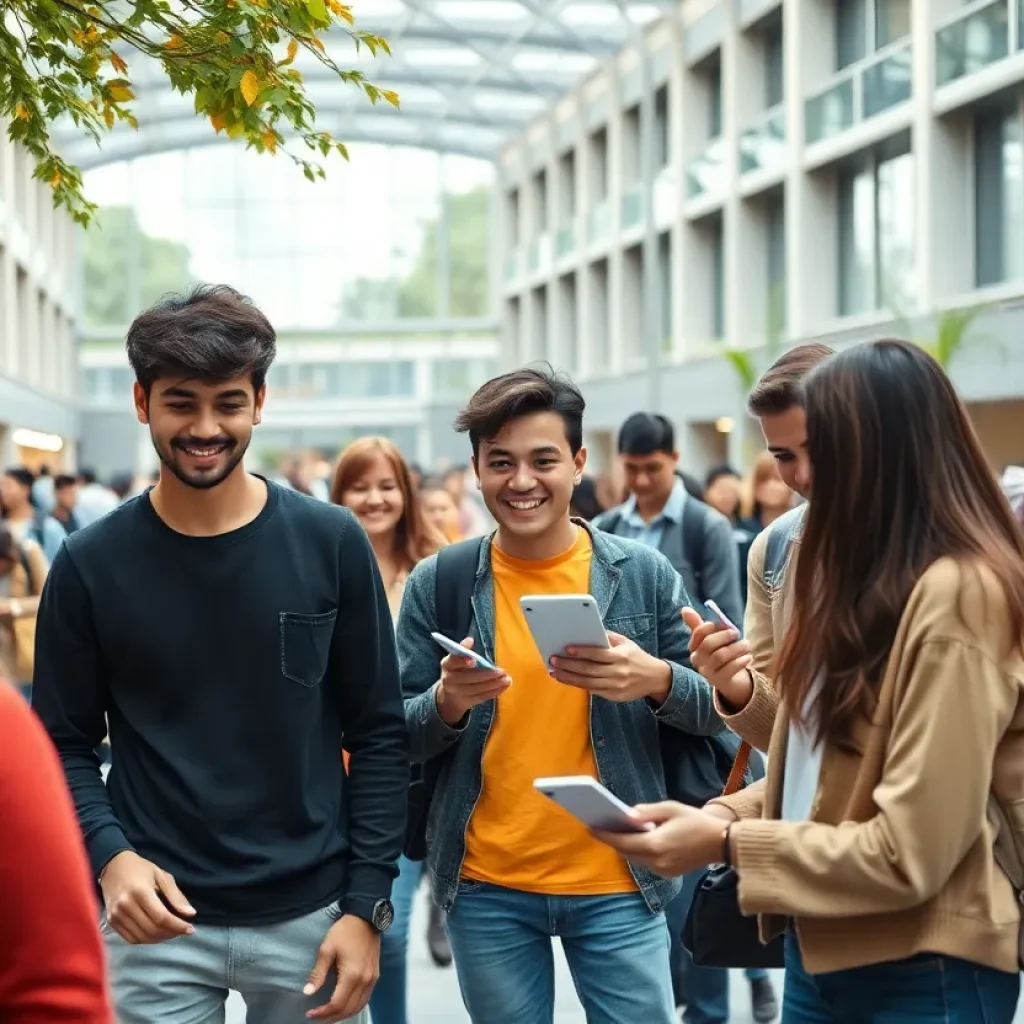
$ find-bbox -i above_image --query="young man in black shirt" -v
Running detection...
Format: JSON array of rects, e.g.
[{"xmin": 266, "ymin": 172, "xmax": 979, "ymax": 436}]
[{"xmin": 32, "ymin": 285, "xmax": 408, "ymax": 1024}]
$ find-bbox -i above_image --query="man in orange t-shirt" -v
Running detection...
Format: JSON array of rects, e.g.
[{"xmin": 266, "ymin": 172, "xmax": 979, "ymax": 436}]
[{"xmin": 398, "ymin": 367, "xmax": 725, "ymax": 1023}]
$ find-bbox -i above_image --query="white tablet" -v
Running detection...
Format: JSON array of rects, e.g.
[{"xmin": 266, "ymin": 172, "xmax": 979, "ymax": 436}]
[{"xmin": 519, "ymin": 594, "xmax": 609, "ymax": 668}]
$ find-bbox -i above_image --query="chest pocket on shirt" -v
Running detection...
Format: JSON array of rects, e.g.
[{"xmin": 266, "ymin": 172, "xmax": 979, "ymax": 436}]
[
  {"xmin": 280, "ymin": 609, "xmax": 337, "ymax": 687},
  {"xmin": 604, "ymin": 613, "xmax": 654, "ymax": 650}
]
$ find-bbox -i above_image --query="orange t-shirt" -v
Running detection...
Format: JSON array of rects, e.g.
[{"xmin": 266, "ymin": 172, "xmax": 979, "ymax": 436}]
[{"xmin": 461, "ymin": 529, "xmax": 637, "ymax": 895}]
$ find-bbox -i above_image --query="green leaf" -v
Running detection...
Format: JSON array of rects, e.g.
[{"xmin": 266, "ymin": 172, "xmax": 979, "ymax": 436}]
[
  {"xmin": 306, "ymin": 0, "xmax": 328, "ymax": 21},
  {"xmin": 722, "ymin": 349, "xmax": 759, "ymax": 391}
]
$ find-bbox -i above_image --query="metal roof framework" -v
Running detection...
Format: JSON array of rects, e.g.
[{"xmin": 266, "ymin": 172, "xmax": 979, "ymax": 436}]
[{"xmin": 53, "ymin": 0, "xmax": 673, "ymax": 168}]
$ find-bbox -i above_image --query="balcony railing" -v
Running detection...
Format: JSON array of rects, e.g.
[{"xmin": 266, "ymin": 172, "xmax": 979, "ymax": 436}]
[
  {"xmin": 936, "ymin": 0, "xmax": 1017, "ymax": 86},
  {"xmin": 687, "ymin": 138, "xmax": 727, "ymax": 199},
  {"xmin": 805, "ymin": 39, "xmax": 912, "ymax": 144},
  {"xmin": 556, "ymin": 222, "xmax": 575, "ymax": 258},
  {"xmin": 587, "ymin": 200, "xmax": 610, "ymax": 244},
  {"xmin": 739, "ymin": 104, "xmax": 786, "ymax": 175},
  {"xmin": 621, "ymin": 185, "xmax": 644, "ymax": 229}
]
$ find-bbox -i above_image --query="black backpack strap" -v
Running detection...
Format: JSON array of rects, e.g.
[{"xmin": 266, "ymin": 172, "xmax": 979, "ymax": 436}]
[
  {"xmin": 434, "ymin": 537, "xmax": 485, "ymax": 643},
  {"xmin": 680, "ymin": 500, "xmax": 706, "ymax": 596}
]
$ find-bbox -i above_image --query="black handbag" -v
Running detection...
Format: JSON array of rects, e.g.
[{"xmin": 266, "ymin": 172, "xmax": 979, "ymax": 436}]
[{"xmin": 682, "ymin": 741, "xmax": 786, "ymax": 969}]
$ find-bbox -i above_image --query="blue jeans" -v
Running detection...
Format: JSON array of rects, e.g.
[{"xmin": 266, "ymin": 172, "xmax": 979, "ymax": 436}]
[
  {"xmin": 666, "ymin": 869, "xmax": 768, "ymax": 1024},
  {"xmin": 445, "ymin": 880, "xmax": 676, "ymax": 1024},
  {"xmin": 368, "ymin": 855, "xmax": 423, "ymax": 1024},
  {"xmin": 783, "ymin": 932, "xmax": 1019, "ymax": 1022}
]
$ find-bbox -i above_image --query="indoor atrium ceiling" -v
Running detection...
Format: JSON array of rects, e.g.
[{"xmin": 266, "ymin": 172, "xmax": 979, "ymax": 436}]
[{"xmin": 53, "ymin": 0, "xmax": 674, "ymax": 169}]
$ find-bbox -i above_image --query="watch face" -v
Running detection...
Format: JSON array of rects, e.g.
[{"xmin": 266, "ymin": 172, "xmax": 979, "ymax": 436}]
[{"xmin": 373, "ymin": 899, "xmax": 394, "ymax": 933}]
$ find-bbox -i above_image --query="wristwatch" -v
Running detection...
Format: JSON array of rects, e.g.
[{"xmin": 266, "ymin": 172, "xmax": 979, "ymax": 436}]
[{"xmin": 344, "ymin": 897, "xmax": 394, "ymax": 933}]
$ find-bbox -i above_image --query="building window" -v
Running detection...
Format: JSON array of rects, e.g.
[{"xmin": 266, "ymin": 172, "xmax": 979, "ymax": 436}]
[
  {"xmin": 658, "ymin": 231, "xmax": 673, "ymax": 351},
  {"xmin": 766, "ymin": 194, "xmax": 786, "ymax": 338},
  {"xmin": 710, "ymin": 215, "xmax": 725, "ymax": 339},
  {"xmin": 764, "ymin": 18, "xmax": 784, "ymax": 108},
  {"xmin": 708, "ymin": 57, "xmax": 723, "ymax": 138},
  {"xmin": 655, "ymin": 86, "xmax": 670, "ymax": 168},
  {"xmin": 838, "ymin": 147, "xmax": 914, "ymax": 316},
  {"xmin": 432, "ymin": 358, "xmax": 498, "ymax": 398},
  {"xmin": 837, "ymin": 0, "xmax": 910, "ymax": 69},
  {"xmin": 976, "ymin": 108, "xmax": 1024, "ymax": 287}
]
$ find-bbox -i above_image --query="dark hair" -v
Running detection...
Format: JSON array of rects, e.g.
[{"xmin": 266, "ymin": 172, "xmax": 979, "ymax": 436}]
[
  {"xmin": 78, "ymin": 468, "xmax": 97, "ymax": 486},
  {"xmin": 4, "ymin": 467, "xmax": 34, "ymax": 491},
  {"xmin": 747, "ymin": 342, "xmax": 834, "ymax": 416},
  {"xmin": 126, "ymin": 283, "xmax": 276, "ymax": 394},
  {"xmin": 0, "ymin": 521, "xmax": 17, "ymax": 563},
  {"xmin": 570, "ymin": 476, "xmax": 603, "ymax": 521},
  {"xmin": 705, "ymin": 464, "xmax": 740, "ymax": 490},
  {"xmin": 777, "ymin": 339, "xmax": 1024, "ymax": 747},
  {"xmin": 454, "ymin": 365, "xmax": 585, "ymax": 456},
  {"xmin": 617, "ymin": 413, "xmax": 675, "ymax": 456},
  {"xmin": 54, "ymin": 474, "xmax": 77, "ymax": 490}
]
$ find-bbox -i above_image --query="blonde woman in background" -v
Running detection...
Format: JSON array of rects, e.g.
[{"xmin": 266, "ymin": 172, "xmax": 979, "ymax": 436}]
[
  {"xmin": 742, "ymin": 449, "xmax": 795, "ymax": 530},
  {"xmin": 331, "ymin": 438, "xmax": 447, "ymax": 1024}
]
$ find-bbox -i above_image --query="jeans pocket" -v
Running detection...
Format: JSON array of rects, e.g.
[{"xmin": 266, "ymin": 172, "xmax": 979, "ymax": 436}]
[
  {"xmin": 456, "ymin": 879, "xmax": 487, "ymax": 896},
  {"xmin": 280, "ymin": 609, "xmax": 337, "ymax": 687}
]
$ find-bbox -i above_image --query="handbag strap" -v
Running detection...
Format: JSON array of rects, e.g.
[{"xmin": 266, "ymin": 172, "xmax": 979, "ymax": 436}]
[{"xmin": 722, "ymin": 740, "xmax": 752, "ymax": 797}]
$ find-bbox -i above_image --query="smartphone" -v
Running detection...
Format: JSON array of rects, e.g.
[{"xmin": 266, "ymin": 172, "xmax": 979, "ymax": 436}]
[
  {"xmin": 430, "ymin": 632, "xmax": 498, "ymax": 672},
  {"xmin": 520, "ymin": 594, "xmax": 609, "ymax": 667},
  {"xmin": 704, "ymin": 599, "xmax": 739, "ymax": 634},
  {"xmin": 533, "ymin": 776, "xmax": 654, "ymax": 833}
]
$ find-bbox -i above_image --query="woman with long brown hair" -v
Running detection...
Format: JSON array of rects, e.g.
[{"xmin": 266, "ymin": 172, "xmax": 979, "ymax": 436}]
[
  {"xmin": 331, "ymin": 437, "xmax": 446, "ymax": 1024},
  {"xmin": 595, "ymin": 340, "xmax": 1024, "ymax": 1021}
]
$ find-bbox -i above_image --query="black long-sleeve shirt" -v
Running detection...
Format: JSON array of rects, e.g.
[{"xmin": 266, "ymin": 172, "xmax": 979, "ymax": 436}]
[{"xmin": 31, "ymin": 481, "xmax": 408, "ymax": 926}]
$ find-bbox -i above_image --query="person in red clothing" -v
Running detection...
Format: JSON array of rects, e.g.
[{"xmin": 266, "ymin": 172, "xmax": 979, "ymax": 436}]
[{"xmin": 0, "ymin": 679, "xmax": 112, "ymax": 1023}]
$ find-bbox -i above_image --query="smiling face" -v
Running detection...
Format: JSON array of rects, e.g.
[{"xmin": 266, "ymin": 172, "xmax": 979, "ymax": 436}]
[
  {"xmin": 135, "ymin": 375, "xmax": 263, "ymax": 490},
  {"xmin": 474, "ymin": 411, "xmax": 586, "ymax": 555},
  {"xmin": 760, "ymin": 405, "xmax": 812, "ymax": 500},
  {"xmin": 339, "ymin": 452, "xmax": 406, "ymax": 542}
]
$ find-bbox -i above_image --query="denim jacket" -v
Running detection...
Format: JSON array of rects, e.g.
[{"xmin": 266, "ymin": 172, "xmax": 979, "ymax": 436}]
[{"xmin": 397, "ymin": 521, "xmax": 726, "ymax": 913}]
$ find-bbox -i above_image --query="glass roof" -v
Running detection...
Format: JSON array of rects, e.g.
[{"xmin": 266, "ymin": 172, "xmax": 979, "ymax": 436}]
[{"xmin": 54, "ymin": 0, "xmax": 672, "ymax": 168}]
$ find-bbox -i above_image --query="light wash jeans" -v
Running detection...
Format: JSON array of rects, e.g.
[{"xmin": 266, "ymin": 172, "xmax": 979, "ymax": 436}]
[
  {"xmin": 368, "ymin": 855, "xmax": 423, "ymax": 1024},
  {"xmin": 101, "ymin": 902, "xmax": 369, "ymax": 1024},
  {"xmin": 445, "ymin": 880, "xmax": 676, "ymax": 1024}
]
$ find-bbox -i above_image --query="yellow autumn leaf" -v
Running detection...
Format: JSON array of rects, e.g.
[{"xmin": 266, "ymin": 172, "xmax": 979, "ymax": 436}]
[
  {"xmin": 240, "ymin": 69, "xmax": 261, "ymax": 106},
  {"xmin": 261, "ymin": 129, "xmax": 277, "ymax": 152},
  {"xmin": 310, "ymin": 35, "xmax": 325, "ymax": 52},
  {"xmin": 49, "ymin": 170, "xmax": 62, "ymax": 188},
  {"xmin": 165, "ymin": 34, "xmax": 183, "ymax": 50},
  {"xmin": 382, "ymin": 89, "xmax": 400, "ymax": 108},
  {"xmin": 110, "ymin": 52, "xmax": 128, "ymax": 74},
  {"xmin": 327, "ymin": 0, "xmax": 355, "ymax": 23},
  {"xmin": 102, "ymin": 107, "xmax": 114, "ymax": 129},
  {"xmin": 108, "ymin": 84, "xmax": 134, "ymax": 103},
  {"xmin": 14, "ymin": 102, "xmax": 30, "ymax": 120},
  {"xmin": 284, "ymin": 38, "xmax": 299, "ymax": 64},
  {"xmin": 210, "ymin": 113, "xmax": 226, "ymax": 133}
]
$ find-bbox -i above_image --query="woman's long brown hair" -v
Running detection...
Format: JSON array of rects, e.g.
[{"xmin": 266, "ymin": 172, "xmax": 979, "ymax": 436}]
[
  {"xmin": 330, "ymin": 437, "xmax": 446, "ymax": 571},
  {"xmin": 777, "ymin": 339, "xmax": 1024, "ymax": 746}
]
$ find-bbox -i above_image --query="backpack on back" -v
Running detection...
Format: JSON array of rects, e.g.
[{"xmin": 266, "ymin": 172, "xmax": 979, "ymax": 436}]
[
  {"xmin": 403, "ymin": 538, "xmax": 483, "ymax": 862},
  {"xmin": 598, "ymin": 501, "xmax": 707, "ymax": 598}
]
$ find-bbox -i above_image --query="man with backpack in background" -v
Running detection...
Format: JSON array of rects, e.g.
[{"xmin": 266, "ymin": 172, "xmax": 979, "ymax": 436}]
[
  {"xmin": 594, "ymin": 413, "xmax": 743, "ymax": 628},
  {"xmin": 398, "ymin": 366, "xmax": 724, "ymax": 1023}
]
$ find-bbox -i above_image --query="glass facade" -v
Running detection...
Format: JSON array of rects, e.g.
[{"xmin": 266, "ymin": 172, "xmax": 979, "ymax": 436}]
[
  {"xmin": 975, "ymin": 107, "xmax": 1024, "ymax": 287},
  {"xmin": 83, "ymin": 146, "xmax": 494, "ymax": 331},
  {"xmin": 838, "ymin": 148, "xmax": 914, "ymax": 316}
]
